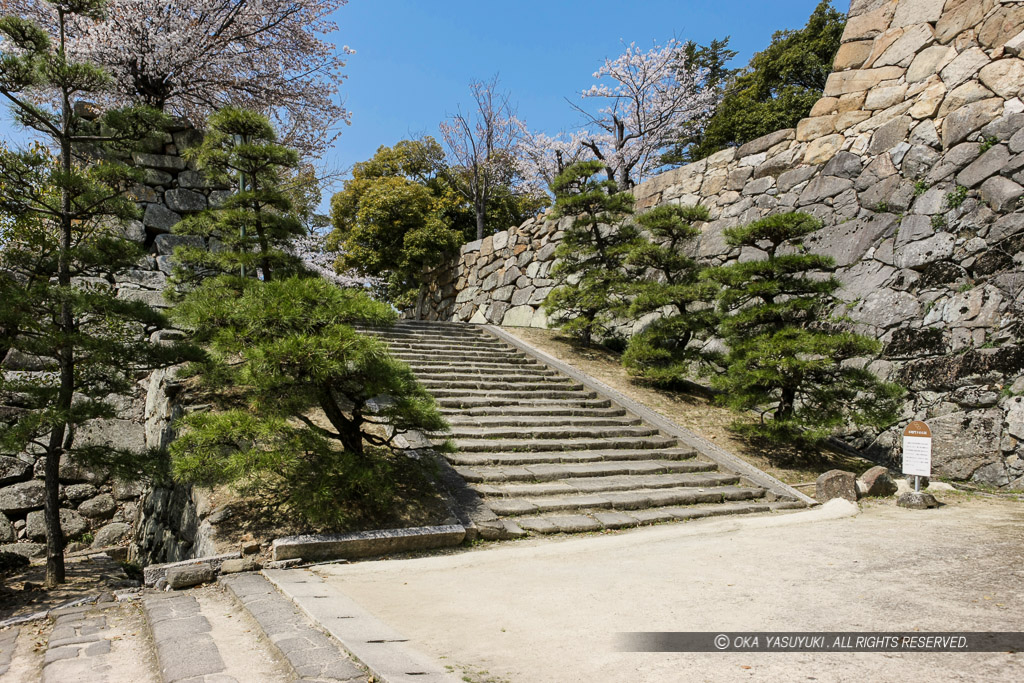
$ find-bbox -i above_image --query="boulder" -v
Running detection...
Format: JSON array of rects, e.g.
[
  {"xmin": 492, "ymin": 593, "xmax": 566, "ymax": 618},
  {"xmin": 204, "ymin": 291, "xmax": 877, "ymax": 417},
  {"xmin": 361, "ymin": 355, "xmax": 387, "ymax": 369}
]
[
  {"xmin": 25, "ymin": 508, "xmax": 88, "ymax": 541},
  {"xmin": 897, "ymin": 491, "xmax": 939, "ymax": 509},
  {"xmin": 92, "ymin": 522, "xmax": 131, "ymax": 548},
  {"xmin": 142, "ymin": 203, "xmax": 181, "ymax": 234},
  {"xmin": 0, "ymin": 456, "xmax": 32, "ymax": 486},
  {"xmin": 78, "ymin": 493, "xmax": 116, "ymax": 519},
  {"xmin": 166, "ymin": 562, "xmax": 215, "ymax": 589},
  {"xmin": 815, "ymin": 470, "xmax": 858, "ymax": 503},
  {"xmin": 0, "ymin": 480, "xmax": 47, "ymax": 514},
  {"xmin": 164, "ymin": 189, "xmax": 207, "ymax": 214},
  {"xmin": 0, "ymin": 512, "xmax": 14, "ymax": 543},
  {"xmin": 0, "ymin": 542, "xmax": 45, "ymax": 559},
  {"xmin": 857, "ymin": 466, "xmax": 899, "ymax": 498},
  {"xmin": 219, "ymin": 557, "xmax": 261, "ymax": 575}
]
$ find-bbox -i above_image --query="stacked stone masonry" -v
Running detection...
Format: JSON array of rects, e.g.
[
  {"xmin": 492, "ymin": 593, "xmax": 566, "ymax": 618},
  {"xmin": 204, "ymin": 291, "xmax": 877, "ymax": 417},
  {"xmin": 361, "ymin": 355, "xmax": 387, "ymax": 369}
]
[
  {"xmin": 0, "ymin": 119, "xmax": 220, "ymax": 562},
  {"xmin": 415, "ymin": 0, "xmax": 1024, "ymax": 489}
]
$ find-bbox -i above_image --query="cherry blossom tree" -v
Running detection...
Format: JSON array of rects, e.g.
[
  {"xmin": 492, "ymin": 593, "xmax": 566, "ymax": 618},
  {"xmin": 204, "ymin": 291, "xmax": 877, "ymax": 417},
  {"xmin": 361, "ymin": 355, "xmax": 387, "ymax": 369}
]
[
  {"xmin": 1, "ymin": 0, "xmax": 351, "ymax": 155},
  {"xmin": 439, "ymin": 76, "xmax": 533, "ymax": 241},
  {"xmin": 570, "ymin": 40, "xmax": 719, "ymax": 190},
  {"xmin": 517, "ymin": 130, "xmax": 590, "ymax": 196}
]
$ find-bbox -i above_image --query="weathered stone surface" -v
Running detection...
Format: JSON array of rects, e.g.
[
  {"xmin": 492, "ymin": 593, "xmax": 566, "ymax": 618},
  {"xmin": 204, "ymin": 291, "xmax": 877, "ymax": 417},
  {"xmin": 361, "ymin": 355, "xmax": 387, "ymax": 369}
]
[
  {"xmin": 166, "ymin": 563, "xmax": 215, "ymax": 589},
  {"xmin": 892, "ymin": 0, "xmax": 945, "ymax": 29},
  {"xmin": 25, "ymin": 508, "xmax": 88, "ymax": 541},
  {"xmin": 0, "ymin": 512, "xmax": 14, "ymax": 543},
  {"xmin": 979, "ymin": 175, "xmax": 1024, "ymax": 211},
  {"xmin": 834, "ymin": 41, "xmax": 873, "ymax": 71},
  {"xmin": 798, "ymin": 175, "xmax": 853, "ymax": 205},
  {"xmin": 502, "ymin": 305, "xmax": 536, "ymax": 327},
  {"xmin": 0, "ymin": 542, "xmax": 44, "ymax": 558},
  {"xmin": 824, "ymin": 66, "xmax": 904, "ymax": 96},
  {"xmin": 132, "ymin": 153, "xmax": 185, "ymax": 171},
  {"xmin": 154, "ymin": 233, "xmax": 205, "ymax": 256},
  {"xmin": 796, "ymin": 115, "xmax": 837, "ymax": 141},
  {"xmin": 164, "ymin": 189, "xmax": 207, "ymax": 214},
  {"xmin": 219, "ymin": 557, "xmax": 261, "ymax": 574},
  {"xmin": 875, "ymin": 24, "xmax": 935, "ymax": 68},
  {"xmin": 979, "ymin": 4, "xmax": 1024, "ymax": 50},
  {"xmin": 78, "ymin": 493, "xmax": 116, "ymax": 519},
  {"xmin": 897, "ymin": 491, "xmax": 939, "ymax": 509},
  {"xmin": 76, "ymin": 418, "xmax": 146, "ymax": 454},
  {"xmin": 958, "ymin": 144, "xmax": 1012, "ymax": 188},
  {"xmin": 92, "ymin": 522, "xmax": 130, "ymax": 548},
  {"xmin": 864, "ymin": 83, "xmax": 909, "ymax": 110},
  {"xmin": 843, "ymin": 2, "xmax": 897, "ymax": 42},
  {"xmin": 980, "ymin": 58, "xmax": 1024, "ymax": 100},
  {"xmin": 859, "ymin": 466, "xmax": 899, "ymax": 498},
  {"xmin": 803, "ymin": 134, "xmax": 845, "ymax": 164},
  {"xmin": 908, "ymin": 46, "xmax": 957, "ymax": 83},
  {"xmin": 0, "ymin": 480, "xmax": 46, "ymax": 514},
  {"xmin": 803, "ymin": 215, "xmax": 893, "ymax": 267},
  {"xmin": 142, "ymin": 203, "xmax": 181, "ymax": 233},
  {"xmin": 938, "ymin": 81, "xmax": 997, "ymax": 118},
  {"xmin": 940, "ymin": 47, "xmax": 991, "ymax": 89},
  {"xmin": 942, "ymin": 99, "xmax": 1004, "ymax": 148},
  {"xmin": 1007, "ymin": 29, "xmax": 1024, "ymax": 57},
  {"xmin": 870, "ymin": 116, "xmax": 912, "ymax": 154},
  {"xmin": 895, "ymin": 232, "xmax": 955, "ymax": 269},
  {"xmin": 853, "ymin": 289, "xmax": 922, "ymax": 328},
  {"xmin": 816, "ymin": 470, "xmax": 857, "ymax": 503},
  {"xmin": 0, "ymin": 456, "xmax": 31, "ymax": 487}
]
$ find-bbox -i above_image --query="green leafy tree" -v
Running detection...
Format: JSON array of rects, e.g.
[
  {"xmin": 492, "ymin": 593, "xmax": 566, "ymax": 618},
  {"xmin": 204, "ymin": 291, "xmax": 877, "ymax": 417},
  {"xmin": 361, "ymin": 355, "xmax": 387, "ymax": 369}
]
[
  {"xmin": 328, "ymin": 138, "xmax": 462, "ymax": 307},
  {"xmin": 170, "ymin": 107, "xmax": 305, "ymax": 284},
  {"xmin": 622, "ymin": 204, "xmax": 720, "ymax": 386},
  {"xmin": 544, "ymin": 161, "xmax": 638, "ymax": 346},
  {"xmin": 169, "ymin": 275, "xmax": 448, "ymax": 527},
  {"xmin": 0, "ymin": 1, "xmax": 191, "ymax": 586},
  {"xmin": 703, "ymin": 212, "xmax": 903, "ymax": 445},
  {"xmin": 689, "ymin": 1, "xmax": 846, "ymax": 160},
  {"xmin": 663, "ymin": 37, "xmax": 739, "ymax": 165}
]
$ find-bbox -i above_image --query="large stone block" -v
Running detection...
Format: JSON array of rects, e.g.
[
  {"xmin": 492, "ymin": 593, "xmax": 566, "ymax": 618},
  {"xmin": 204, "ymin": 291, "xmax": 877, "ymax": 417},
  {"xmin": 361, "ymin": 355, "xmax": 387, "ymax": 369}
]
[
  {"xmin": 891, "ymin": 0, "xmax": 945, "ymax": 29},
  {"xmin": 803, "ymin": 134, "xmax": 845, "ymax": 164},
  {"xmin": 842, "ymin": 2, "xmax": 897, "ymax": 42},
  {"xmin": 979, "ymin": 58, "xmax": 1024, "ymax": 99},
  {"xmin": 874, "ymin": 23, "xmax": 935, "ymax": 68},
  {"xmin": 942, "ymin": 99, "xmax": 1004, "ymax": 148},
  {"xmin": 824, "ymin": 66, "xmax": 905, "ymax": 96},
  {"xmin": 940, "ymin": 47, "xmax": 991, "ymax": 89},
  {"xmin": 0, "ymin": 480, "xmax": 46, "ymax": 514},
  {"xmin": 929, "ymin": 409, "xmax": 1004, "ymax": 481},
  {"xmin": 979, "ymin": 175, "xmax": 1023, "ymax": 211},
  {"xmin": 132, "ymin": 153, "xmax": 185, "ymax": 171},
  {"xmin": 0, "ymin": 456, "xmax": 32, "ymax": 487},
  {"xmin": 833, "ymin": 40, "xmax": 873, "ymax": 71},
  {"xmin": 815, "ymin": 470, "xmax": 857, "ymax": 503},
  {"xmin": 154, "ymin": 233, "xmax": 205, "ymax": 256},
  {"xmin": 164, "ymin": 189, "xmax": 207, "ymax": 214},
  {"xmin": 907, "ymin": 45, "xmax": 956, "ymax": 82},
  {"xmin": 143, "ymin": 203, "xmax": 181, "ymax": 234},
  {"xmin": 25, "ymin": 508, "xmax": 88, "ymax": 541},
  {"xmin": 958, "ymin": 144, "xmax": 1012, "ymax": 188}
]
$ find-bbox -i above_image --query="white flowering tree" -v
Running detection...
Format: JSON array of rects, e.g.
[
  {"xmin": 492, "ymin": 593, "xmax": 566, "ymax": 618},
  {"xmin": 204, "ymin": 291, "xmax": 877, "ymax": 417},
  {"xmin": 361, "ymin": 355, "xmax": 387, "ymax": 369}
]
[
  {"xmin": 1, "ymin": 0, "xmax": 351, "ymax": 155},
  {"xmin": 566, "ymin": 40, "xmax": 718, "ymax": 190},
  {"xmin": 440, "ymin": 76, "xmax": 536, "ymax": 241},
  {"xmin": 517, "ymin": 130, "xmax": 590, "ymax": 196}
]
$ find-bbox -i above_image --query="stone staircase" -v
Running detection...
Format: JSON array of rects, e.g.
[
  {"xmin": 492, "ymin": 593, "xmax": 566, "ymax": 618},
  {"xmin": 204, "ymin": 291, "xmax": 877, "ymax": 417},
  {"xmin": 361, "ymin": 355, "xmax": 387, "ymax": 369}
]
[{"xmin": 362, "ymin": 320, "xmax": 805, "ymax": 537}]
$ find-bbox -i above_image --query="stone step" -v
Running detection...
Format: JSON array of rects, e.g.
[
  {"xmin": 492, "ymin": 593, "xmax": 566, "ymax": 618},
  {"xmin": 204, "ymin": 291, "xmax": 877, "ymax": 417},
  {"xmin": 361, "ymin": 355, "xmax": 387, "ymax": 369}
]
[
  {"xmin": 511, "ymin": 500, "xmax": 798, "ymax": 534},
  {"xmin": 447, "ymin": 424, "xmax": 660, "ymax": 441},
  {"xmin": 445, "ymin": 434, "xmax": 679, "ymax": 453},
  {"xmin": 427, "ymin": 388, "xmax": 597, "ymax": 400},
  {"xmin": 361, "ymin": 326, "xmax": 491, "ymax": 338},
  {"xmin": 475, "ymin": 472, "xmax": 742, "ymax": 497},
  {"xmin": 402, "ymin": 357, "xmax": 544, "ymax": 369},
  {"xmin": 486, "ymin": 485, "xmax": 765, "ymax": 516},
  {"xmin": 446, "ymin": 414, "xmax": 642, "ymax": 428},
  {"xmin": 442, "ymin": 404, "xmax": 627, "ymax": 418},
  {"xmin": 419, "ymin": 378, "xmax": 581, "ymax": 392},
  {"xmin": 220, "ymin": 573, "xmax": 375, "ymax": 682},
  {"xmin": 446, "ymin": 446, "xmax": 698, "ymax": 466},
  {"xmin": 416, "ymin": 367, "xmax": 558, "ymax": 380},
  {"xmin": 435, "ymin": 396, "xmax": 613, "ymax": 409},
  {"xmin": 390, "ymin": 351, "xmax": 531, "ymax": 363},
  {"xmin": 454, "ymin": 458, "xmax": 718, "ymax": 482},
  {"xmin": 383, "ymin": 340, "xmax": 510, "ymax": 352}
]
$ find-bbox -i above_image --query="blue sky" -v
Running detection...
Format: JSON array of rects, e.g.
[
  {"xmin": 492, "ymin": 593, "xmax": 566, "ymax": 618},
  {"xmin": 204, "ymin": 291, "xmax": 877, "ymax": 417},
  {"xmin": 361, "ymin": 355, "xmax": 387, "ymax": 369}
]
[
  {"xmin": 329, "ymin": 0, "xmax": 829, "ymax": 175},
  {"xmin": 0, "ymin": 0, "xmax": 830, "ymax": 189}
]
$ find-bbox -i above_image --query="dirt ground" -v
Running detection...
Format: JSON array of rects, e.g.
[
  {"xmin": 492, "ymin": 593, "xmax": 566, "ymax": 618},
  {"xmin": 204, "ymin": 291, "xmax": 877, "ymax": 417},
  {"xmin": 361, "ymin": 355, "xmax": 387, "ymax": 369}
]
[
  {"xmin": 501, "ymin": 327, "xmax": 888, "ymax": 489},
  {"xmin": 313, "ymin": 494, "xmax": 1024, "ymax": 683}
]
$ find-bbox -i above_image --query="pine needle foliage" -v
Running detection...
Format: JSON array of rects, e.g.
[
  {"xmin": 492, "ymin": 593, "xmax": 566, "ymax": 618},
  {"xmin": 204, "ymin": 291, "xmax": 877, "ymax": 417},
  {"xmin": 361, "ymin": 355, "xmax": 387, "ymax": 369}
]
[
  {"xmin": 170, "ymin": 106, "xmax": 305, "ymax": 285},
  {"xmin": 704, "ymin": 212, "xmax": 903, "ymax": 445},
  {"xmin": 622, "ymin": 204, "xmax": 720, "ymax": 386},
  {"xmin": 0, "ymin": 0, "xmax": 194, "ymax": 586},
  {"xmin": 543, "ymin": 161, "xmax": 638, "ymax": 346},
  {"xmin": 169, "ymin": 276, "xmax": 449, "ymax": 527}
]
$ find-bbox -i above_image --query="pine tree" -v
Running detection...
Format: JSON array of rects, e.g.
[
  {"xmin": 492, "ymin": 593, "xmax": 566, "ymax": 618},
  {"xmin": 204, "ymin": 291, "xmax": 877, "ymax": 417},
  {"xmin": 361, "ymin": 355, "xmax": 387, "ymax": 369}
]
[
  {"xmin": 543, "ymin": 161, "xmax": 638, "ymax": 345},
  {"xmin": 168, "ymin": 111, "xmax": 448, "ymax": 527},
  {"xmin": 622, "ymin": 204, "xmax": 720, "ymax": 386},
  {"xmin": 704, "ymin": 212, "xmax": 903, "ymax": 445},
  {"xmin": 0, "ymin": 1, "xmax": 192, "ymax": 586},
  {"xmin": 170, "ymin": 106, "xmax": 306, "ymax": 284}
]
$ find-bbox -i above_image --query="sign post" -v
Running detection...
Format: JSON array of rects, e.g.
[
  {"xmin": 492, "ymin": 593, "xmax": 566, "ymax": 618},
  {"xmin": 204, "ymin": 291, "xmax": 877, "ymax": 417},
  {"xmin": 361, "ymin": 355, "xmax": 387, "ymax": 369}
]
[{"xmin": 902, "ymin": 421, "xmax": 932, "ymax": 492}]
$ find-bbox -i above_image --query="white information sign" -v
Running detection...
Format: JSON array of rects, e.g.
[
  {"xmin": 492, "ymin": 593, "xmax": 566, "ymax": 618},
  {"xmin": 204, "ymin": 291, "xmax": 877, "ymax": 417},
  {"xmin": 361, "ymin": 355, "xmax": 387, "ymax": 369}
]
[{"xmin": 901, "ymin": 421, "xmax": 932, "ymax": 477}]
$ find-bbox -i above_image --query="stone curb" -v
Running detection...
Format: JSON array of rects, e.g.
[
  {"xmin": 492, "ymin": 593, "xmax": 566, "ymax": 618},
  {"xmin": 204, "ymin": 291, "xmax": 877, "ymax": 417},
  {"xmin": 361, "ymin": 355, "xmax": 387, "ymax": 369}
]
[
  {"xmin": 271, "ymin": 524, "xmax": 466, "ymax": 563},
  {"xmin": 142, "ymin": 552, "xmax": 240, "ymax": 587},
  {"xmin": 483, "ymin": 324, "xmax": 817, "ymax": 507},
  {"xmin": 262, "ymin": 568, "xmax": 461, "ymax": 683},
  {"xmin": 219, "ymin": 572, "xmax": 369, "ymax": 682}
]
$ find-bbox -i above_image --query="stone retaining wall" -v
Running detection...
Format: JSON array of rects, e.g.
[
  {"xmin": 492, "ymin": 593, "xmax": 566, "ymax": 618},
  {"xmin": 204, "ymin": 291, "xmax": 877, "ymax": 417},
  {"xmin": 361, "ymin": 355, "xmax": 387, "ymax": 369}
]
[{"xmin": 414, "ymin": 0, "xmax": 1024, "ymax": 489}]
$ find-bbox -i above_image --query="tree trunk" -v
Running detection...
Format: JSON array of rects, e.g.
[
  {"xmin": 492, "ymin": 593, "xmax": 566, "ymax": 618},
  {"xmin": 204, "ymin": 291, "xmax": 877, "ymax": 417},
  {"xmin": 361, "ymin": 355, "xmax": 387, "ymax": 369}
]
[
  {"xmin": 318, "ymin": 387, "xmax": 364, "ymax": 457},
  {"xmin": 475, "ymin": 203, "xmax": 485, "ymax": 242},
  {"xmin": 43, "ymin": 430, "xmax": 66, "ymax": 586},
  {"xmin": 777, "ymin": 387, "xmax": 797, "ymax": 422}
]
